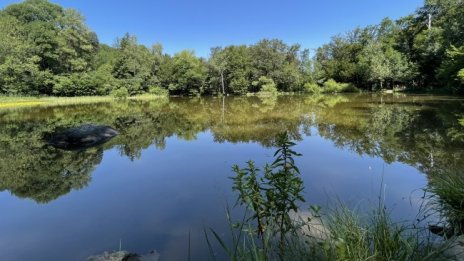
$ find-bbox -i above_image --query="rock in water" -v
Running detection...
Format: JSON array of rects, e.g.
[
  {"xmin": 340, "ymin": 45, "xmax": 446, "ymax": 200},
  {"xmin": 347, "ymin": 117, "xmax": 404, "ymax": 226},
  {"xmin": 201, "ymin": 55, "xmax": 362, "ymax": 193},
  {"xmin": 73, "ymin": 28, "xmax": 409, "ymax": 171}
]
[
  {"xmin": 85, "ymin": 251, "xmax": 137, "ymax": 261},
  {"xmin": 47, "ymin": 124, "xmax": 118, "ymax": 150},
  {"xmin": 85, "ymin": 250, "xmax": 160, "ymax": 261},
  {"xmin": 443, "ymin": 236, "xmax": 464, "ymax": 260}
]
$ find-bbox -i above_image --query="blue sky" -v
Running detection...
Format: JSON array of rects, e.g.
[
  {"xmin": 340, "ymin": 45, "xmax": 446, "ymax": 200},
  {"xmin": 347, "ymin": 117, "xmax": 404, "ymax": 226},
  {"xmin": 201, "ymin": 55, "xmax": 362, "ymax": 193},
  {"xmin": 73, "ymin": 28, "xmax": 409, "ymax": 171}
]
[{"xmin": 1, "ymin": 0, "xmax": 423, "ymax": 57}]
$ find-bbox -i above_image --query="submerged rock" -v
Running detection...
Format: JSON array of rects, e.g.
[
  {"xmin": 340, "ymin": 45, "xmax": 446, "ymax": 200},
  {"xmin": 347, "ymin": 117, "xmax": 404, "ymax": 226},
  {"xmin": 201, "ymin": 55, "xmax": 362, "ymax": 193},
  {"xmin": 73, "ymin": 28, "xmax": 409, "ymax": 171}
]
[
  {"xmin": 47, "ymin": 124, "xmax": 118, "ymax": 150},
  {"xmin": 290, "ymin": 210, "xmax": 330, "ymax": 241},
  {"xmin": 85, "ymin": 251, "xmax": 131, "ymax": 261},
  {"xmin": 85, "ymin": 250, "xmax": 160, "ymax": 261},
  {"xmin": 443, "ymin": 236, "xmax": 464, "ymax": 260}
]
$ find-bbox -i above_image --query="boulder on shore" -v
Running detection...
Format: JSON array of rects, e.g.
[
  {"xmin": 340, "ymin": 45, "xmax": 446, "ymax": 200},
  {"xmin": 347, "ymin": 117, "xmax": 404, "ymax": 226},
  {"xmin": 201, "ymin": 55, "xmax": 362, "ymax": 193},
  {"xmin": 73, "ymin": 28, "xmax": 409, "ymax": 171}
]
[{"xmin": 47, "ymin": 124, "xmax": 118, "ymax": 150}]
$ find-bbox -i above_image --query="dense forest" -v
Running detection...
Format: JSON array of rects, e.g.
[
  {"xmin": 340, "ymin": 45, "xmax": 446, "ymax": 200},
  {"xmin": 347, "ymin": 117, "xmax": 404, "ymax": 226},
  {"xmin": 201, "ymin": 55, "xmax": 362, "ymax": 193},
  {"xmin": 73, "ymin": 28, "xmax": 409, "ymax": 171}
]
[{"xmin": 0, "ymin": 0, "xmax": 463, "ymax": 96}]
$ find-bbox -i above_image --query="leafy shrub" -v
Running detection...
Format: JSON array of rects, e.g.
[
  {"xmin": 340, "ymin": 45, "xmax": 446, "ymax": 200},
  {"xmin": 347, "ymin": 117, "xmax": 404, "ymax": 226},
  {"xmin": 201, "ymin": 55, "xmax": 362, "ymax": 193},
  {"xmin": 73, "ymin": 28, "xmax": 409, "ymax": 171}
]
[
  {"xmin": 458, "ymin": 69, "xmax": 464, "ymax": 84},
  {"xmin": 323, "ymin": 79, "xmax": 358, "ymax": 93},
  {"xmin": 229, "ymin": 77, "xmax": 249, "ymax": 95},
  {"xmin": 323, "ymin": 79, "xmax": 342, "ymax": 93},
  {"xmin": 148, "ymin": 86, "xmax": 169, "ymax": 96},
  {"xmin": 231, "ymin": 132, "xmax": 304, "ymax": 253},
  {"xmin": 304, "ymin": 82, "xmax": 322, "ymax": 94},
  {"xmin": 52, "ymin": 73, "xmax": 99, "ymax": 96},
  {"xmin": 253, "ymin": 76, "xmax": 277, "ymax": 95},
  {"xmin": 110, "ymin": 87, "xmax": 129, "ymax": 100},
  {"xmin": 341, "ymin": 83, "xmax": 359, "ymax": 93}
]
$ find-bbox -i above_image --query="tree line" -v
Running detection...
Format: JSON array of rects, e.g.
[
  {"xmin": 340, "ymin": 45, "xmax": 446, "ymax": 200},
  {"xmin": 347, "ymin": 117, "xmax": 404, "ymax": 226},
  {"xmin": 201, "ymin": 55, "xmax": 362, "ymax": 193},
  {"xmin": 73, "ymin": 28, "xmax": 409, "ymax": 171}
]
[
  {"xmin": 0, "ymin": 0, "xmax": 463, "ymax": 97},
  {"xmin": 314, "ymin": 0, "xmax": 464, "ymax": 93}
]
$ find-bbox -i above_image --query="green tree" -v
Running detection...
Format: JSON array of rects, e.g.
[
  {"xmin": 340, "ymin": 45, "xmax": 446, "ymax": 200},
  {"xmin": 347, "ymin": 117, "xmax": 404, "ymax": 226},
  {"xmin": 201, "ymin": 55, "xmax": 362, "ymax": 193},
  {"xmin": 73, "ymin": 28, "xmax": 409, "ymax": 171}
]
[
  {"xmin": 166, "ymin": 50, "xmax": 207, "ymax": 95},
  {"xmin": 0, "ymin": 13, "xmax": 52, "ymax": 95},
  {"xmin": 112, "ymin": 33, "xmax": 158, "ymax": 95},
  {"xmin": 209, "ymin": 47, "xmax": 227, "ymax": 95},
  {"xmin": 358, "ymin": 41, "xmax": 391, "ymax": 89},
  {"xmin": 1, "ymin": 0, "xmax": 98, "ymax": 96},
  {"xmin": 438, "ymin": 45, "xmax": 464, "ymax": 92},
  {"xmin": 250, "ymin": 39, "xmax": 305, "ymax": 92}
]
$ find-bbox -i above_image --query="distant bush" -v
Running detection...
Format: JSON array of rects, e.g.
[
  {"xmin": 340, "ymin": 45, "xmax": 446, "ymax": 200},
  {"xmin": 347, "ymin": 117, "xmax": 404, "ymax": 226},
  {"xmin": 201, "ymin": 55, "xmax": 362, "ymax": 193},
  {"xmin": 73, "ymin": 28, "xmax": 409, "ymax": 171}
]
[
  {"xmin": 341, "ymin": 83, "xmax": 359, "ymax": 93},
  {"xmin": 110, "ymin": 87, "xmax": 129, "ymax": 100},
  {"xmin": 253, "ymin": 76, "xmax": 277, "ymax": 95},
  {"xmin": 303, "ymin": 82, "xmax": 322, "ymax": 94},
  {"xmin": 323, "ymin": 79, "xmax": 359, "ymax": 93},
  {"xmin": 458, "ymin": 69, "xmax": 464, "ymax": 84},
  {"xmin": 148, "ymin": 86, "xmax": 169, "ymax": 96},
  {"xmin": 52, "ymin": 73, "xmax": 99, "ymax": 96},
  {"xmin": 229, "ymin": 77, "xmax": 249, "ymax": 95}
]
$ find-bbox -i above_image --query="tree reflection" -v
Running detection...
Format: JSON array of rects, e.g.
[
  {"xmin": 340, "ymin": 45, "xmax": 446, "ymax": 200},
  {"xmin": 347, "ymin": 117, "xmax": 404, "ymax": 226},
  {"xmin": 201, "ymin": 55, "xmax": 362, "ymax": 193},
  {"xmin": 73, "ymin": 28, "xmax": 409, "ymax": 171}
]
[{"xmin": 0, "ymin": 94, "xmax": 463, "ymax": 203}]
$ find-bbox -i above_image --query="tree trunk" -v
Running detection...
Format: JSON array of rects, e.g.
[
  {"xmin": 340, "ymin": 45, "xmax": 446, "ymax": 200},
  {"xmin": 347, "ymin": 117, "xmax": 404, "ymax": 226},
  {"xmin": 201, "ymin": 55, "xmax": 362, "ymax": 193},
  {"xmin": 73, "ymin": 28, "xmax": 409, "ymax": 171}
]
[{"xmin": 220, "ymin": 71, "xmax": 225, "ymax": 95}]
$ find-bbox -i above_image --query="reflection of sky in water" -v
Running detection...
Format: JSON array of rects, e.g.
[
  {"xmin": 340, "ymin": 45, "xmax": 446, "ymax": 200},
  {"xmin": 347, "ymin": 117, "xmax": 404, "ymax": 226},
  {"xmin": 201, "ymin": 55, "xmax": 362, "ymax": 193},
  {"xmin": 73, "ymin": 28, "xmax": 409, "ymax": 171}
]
[{"xmin": 0, "ymin": 128, "xmax": 428, "ymax": 261}]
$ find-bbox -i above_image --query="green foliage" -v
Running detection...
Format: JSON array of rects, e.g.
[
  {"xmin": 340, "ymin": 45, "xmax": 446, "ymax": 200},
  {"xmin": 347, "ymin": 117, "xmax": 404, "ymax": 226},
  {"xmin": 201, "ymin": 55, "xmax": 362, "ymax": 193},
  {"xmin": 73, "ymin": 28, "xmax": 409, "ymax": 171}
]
[
  {"xmin": 209, "ymin": 124, "xmax": 453, "ymax": 260},
  {"xmin": 52, "ymin": 73, "xmax": 101, "ymax": 96},
  {"xmin": 166, "ymin": 50, "xmax": 207, "ymax": 95},
  {"xmin": 231, "ymin": 132, "xmax": 304, "ymax": 254},
  {"xmin": 0, "ymin": 0, "xmax": 97, "ymax": 95},
  {"xmin": 323, "ymin": 79, "xmax": 358, "ymax": 93},
  {"xmin": 323, "ymin": 79, "xmax": 343, "ymax": 92},
  {"xmin": 458, "ymin": 69, "xmax": 464, "ymax": 84},
  {"xmin": 313, "ymin": 0, "xmax": 464, "ymax": 92},
  {"xmin": 112, "ymin": 33, "xmax": 158, "ymax": 95},
  {"xmin": 208, "ymin": 45, "xmax": 253, "ymax": 95},
  {"xmin": 252, "ymin": 76, "xmax": 277, "ymax": 95},
  {"xmin": 437, "ymin": 45, "xmax": 464, "ymax": 92},
  {"xmin": 250, "ymin": 39, "xmax": 306, "ymax": 92},
  {"xmin": 208, "ymin": 40, "xmax": 310, "ymax": 95},
  {"xmin": 303, "ymin": 82, "xmax": 322, "ymax": 94},
  {"xmin": 315, "ymin": 205, "xmax": 442, "ymax": 261},
  {"xmin": 110, "ymin": 87, "xmax": 129, "ymax": 100},
  {"xmin": 148, "ymin": 86, "xmax": 168, "ymax": 96},
  {"xmin": 428, "ymin": 170, "xmax": 464, "ymax": 235},
  {"xmin": 1, "ymin": 0, "xmax": 463, "ymax": 96}
]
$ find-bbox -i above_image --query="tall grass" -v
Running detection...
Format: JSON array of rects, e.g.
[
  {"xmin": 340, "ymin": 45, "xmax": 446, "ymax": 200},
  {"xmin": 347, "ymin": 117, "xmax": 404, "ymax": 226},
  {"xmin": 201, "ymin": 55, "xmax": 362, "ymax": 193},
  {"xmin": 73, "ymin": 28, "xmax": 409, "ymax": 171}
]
[
  {"xmin": 427, "ymin": 170, "xmax": 464, "ymax": 236},
  {"xmin": 206, "ymin": 133, "xmax": 451, "ymax": 260},
  {"xmin": 207, "ymin": 204, "xmax": 449, "ymax": 260}
]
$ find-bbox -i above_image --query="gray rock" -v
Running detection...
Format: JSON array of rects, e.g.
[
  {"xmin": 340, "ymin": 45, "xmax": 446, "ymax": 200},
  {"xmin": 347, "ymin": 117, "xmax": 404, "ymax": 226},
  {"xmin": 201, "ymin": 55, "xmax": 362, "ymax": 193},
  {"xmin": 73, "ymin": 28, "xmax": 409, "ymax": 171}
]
[
  {"xmin": 443, "ymin": 236, "xmax": 464, "ymax": 260},
  {"xmin": 85, "ymin": 251, "xmax": 132, "ymax": 261},
  {"xmin": 47, "ymin": 124, "xmax": 118, "ymax": 150},
  {"xmin": 85, "ymin": 250, "xmax": 159, "ymax": 261}
]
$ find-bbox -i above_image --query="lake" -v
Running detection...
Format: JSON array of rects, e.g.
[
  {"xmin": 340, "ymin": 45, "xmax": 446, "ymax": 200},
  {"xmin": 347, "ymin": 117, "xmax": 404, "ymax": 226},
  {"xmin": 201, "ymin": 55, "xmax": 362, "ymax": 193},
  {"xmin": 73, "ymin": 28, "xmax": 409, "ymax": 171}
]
[{"xmin": 1, "ymin": 94, "xmax": 463, "ymax": 260}]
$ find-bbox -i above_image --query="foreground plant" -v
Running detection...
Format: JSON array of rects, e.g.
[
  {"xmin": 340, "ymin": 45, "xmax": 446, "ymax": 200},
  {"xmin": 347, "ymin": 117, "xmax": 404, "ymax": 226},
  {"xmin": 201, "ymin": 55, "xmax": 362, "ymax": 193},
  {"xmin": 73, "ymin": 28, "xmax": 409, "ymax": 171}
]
[
  {"xmin": 207, "ymin": 133, "xmax": 451, "ymax": 261},
  {"xmin": 231, "ymin": 132, "xmax": 304, "ymax": 255}
]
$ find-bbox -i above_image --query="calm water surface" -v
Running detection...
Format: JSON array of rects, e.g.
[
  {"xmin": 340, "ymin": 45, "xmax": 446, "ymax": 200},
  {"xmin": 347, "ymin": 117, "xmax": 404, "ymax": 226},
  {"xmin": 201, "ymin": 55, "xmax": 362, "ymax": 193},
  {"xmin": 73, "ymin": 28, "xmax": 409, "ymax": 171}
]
[{"xmin": 0, "ymin": 94, "xmax": 463, "ymax": 260}]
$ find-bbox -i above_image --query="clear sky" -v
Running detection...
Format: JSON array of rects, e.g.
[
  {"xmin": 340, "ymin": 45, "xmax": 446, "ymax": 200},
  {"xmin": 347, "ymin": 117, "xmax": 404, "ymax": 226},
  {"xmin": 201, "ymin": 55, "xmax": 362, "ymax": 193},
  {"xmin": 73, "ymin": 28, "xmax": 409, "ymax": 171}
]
[{"xmin": 1, "ymin": 0, "xmax": 423, "ymax": 57}]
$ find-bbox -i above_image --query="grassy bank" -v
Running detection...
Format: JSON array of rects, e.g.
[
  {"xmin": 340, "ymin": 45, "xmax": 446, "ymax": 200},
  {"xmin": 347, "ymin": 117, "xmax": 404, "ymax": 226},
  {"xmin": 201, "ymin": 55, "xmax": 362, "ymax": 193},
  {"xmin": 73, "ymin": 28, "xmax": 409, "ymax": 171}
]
[
  {"xmin": 206, "ymin": 132, "xmax": 458, "ymax": 260},
  {"xmin": 0, "ymin": 94, "xmax": 166, "ymax": 109},
  {"xmin": 207, "ymin": 205, "xmax": 451, "ymax": 261}
]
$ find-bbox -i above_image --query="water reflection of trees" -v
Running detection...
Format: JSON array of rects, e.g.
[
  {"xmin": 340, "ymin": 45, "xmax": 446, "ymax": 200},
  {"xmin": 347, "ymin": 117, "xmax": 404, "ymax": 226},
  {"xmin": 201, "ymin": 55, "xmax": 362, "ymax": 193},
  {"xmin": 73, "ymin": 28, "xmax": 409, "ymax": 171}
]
[
  {"xmin": 0, "ymin": 94, "xmax": 463, "ymax": 203},
  {"xmin": 311, "ymin": 95, "xmax": 464, "ymax": 178}
]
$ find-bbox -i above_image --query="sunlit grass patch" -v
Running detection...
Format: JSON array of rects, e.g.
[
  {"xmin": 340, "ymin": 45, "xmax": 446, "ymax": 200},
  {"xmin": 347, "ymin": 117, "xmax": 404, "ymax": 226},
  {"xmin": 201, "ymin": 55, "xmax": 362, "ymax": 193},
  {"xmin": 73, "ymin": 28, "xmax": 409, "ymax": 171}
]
[
  {"xmin": 0, "ymin": 101, "xmax": 46, "ymax": 108},
  {"xmin": 0, "ymin": 94, "xmax": 165, "ymax": 109}
]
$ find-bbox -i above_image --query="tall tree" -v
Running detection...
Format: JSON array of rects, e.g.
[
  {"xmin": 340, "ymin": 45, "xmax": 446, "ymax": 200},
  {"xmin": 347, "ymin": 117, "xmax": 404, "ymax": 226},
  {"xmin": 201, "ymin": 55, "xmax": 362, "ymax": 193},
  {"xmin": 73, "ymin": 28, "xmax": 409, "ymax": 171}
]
[
  {"xmin": 209, "ymin": 47, "xmax": 227, "ymax": 95},
  {"xmin": 166, "ymin": 50, "xmax": 207, "ymax": 95}
]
